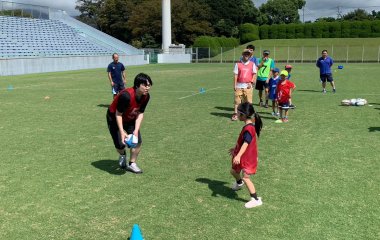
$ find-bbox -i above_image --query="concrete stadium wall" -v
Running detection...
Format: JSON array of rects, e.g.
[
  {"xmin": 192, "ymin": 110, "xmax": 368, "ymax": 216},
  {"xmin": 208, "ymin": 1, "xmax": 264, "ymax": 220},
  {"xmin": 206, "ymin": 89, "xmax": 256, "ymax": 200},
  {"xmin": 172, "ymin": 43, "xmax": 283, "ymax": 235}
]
[
  {"xmin": 0, "ymin": 55, "xmax": 148, "ymax": 76},
  {"xmin": 157, "ymin": 54, "xmax": 192, "ymax": 64}
]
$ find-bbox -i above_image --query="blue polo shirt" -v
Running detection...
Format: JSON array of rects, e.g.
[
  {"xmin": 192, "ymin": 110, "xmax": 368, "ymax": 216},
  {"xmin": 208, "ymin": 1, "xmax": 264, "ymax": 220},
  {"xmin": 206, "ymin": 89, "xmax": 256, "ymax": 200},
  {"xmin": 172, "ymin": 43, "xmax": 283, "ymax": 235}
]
[
  {"xmin": 316, "ymin": 56, "xmax": 333, "ymax": 75},
  {"xmin": 107, "ymin": 62, "xmax": 125, "ymax": 84}
]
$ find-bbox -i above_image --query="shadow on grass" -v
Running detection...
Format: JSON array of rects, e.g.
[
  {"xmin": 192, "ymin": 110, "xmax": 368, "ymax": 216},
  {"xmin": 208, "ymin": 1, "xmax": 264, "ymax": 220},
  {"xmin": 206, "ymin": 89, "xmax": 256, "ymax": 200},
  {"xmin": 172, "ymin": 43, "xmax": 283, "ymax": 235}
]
[
  {"xmin": 97, "ymin": 104, "xmax": 110, "ymax": 108},
  {"xmin": 210, "ymin": 112, "xmax": 231, "ymax": 119},
  {"xmin": 368, "ymin": 127, "xmax": 380, "ymax": 132},
  {"xmin": 91, "ymin": 160, "xmax": 126, "ymax": 175},
  {"xmin": 196, "ymin": 178, "xmax": 246, "ymax": 202},
  {"xmin": 211, "ymin": 111, "xmax": 276, "ymax": 120},
  {"xmin": 215, "ymin": 106, "xmax": 233, "ymax": 111},
  {"xmin": 297, "ymin": 89, "xmax": 321, "ymax": 93}
]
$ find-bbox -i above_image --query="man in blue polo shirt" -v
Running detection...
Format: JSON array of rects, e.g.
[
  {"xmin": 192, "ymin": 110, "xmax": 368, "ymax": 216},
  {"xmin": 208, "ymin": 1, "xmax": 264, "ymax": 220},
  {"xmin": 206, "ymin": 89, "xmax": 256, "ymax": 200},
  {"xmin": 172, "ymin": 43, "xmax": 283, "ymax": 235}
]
[
  {"xmin": 107, "ymin": 53, "xmax": 126, "ymax": 98},
  {"xmin": 316, "ymin": 50, "xmax": 336, "ymax": 93}
]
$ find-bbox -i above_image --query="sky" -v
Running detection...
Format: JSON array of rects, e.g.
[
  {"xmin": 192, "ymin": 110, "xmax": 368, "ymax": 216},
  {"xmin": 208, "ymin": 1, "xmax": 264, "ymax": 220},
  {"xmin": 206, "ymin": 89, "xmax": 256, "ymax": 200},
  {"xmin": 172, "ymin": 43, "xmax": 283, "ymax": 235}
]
[
  {"xmin": 254, "ymin": 0, "xmax": 380, "ymax": 22},
  {"xmin": 8, "ymin": 0, "xmax": 380, "ymax": 22}
]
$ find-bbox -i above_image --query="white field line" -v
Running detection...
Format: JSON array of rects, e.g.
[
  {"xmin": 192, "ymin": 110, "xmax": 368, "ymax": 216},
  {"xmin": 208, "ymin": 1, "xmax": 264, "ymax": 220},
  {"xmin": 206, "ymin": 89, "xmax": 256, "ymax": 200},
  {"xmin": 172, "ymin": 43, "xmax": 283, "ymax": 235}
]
[{"xmin": 178, "ymin": 87, "xmax": 221, "ymax": 100}]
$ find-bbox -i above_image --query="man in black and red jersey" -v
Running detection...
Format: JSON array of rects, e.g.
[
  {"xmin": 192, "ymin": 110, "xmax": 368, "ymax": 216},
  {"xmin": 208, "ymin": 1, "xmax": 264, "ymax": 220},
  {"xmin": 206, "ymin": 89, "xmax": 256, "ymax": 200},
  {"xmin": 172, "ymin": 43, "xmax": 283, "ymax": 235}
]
[{"xmin": 106, "ymin": 73, "xmax": 152, "ymax": 173}]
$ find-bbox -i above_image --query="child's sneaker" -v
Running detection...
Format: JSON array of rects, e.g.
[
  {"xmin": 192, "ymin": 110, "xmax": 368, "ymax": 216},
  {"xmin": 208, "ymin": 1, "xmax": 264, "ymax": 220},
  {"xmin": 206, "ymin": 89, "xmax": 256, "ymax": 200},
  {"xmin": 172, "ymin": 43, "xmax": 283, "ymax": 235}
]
[
  {"xmin": 322, "ymin": 89, "xmax": 327, "ymax": 94},
  {"xmin": 264, "ymin": 103, "xmax": 269, "ymax": 108},
  {"xmin": 271, "ymin": 112, "xmax": 276, "ymax": 116},
  {"xmin": 275, "ymin": 112, "xmax": 280, "ymax": 116},
  {"xmin": 119, "ymin": 155, "xmax": 126, "ymax": 169},
  {"xmin": 245, "ymin": 197, "xmax": 263, "ymax": 208},
  {"xmin": 231, "ymin": 181, "xmax": 245, "ymax": 191},
  {"xmin": 282, "ymin": 118, "xmax": 289, "ymax": 123},
  {"xmin": 127, "ymin": 162, "xmax": 143, "ymax": 173},
  {"xmin": 333, "ymin": 88, "xmax": 336, "ymax": 93}
]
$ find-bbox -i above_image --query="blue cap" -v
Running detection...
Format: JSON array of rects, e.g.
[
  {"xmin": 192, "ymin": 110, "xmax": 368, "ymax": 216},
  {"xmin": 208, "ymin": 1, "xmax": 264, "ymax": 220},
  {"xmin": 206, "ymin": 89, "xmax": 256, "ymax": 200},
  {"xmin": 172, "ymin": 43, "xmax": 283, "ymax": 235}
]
[{"xmin": 273, "ymin": 68, "xmax": 280, "ymax": 73}]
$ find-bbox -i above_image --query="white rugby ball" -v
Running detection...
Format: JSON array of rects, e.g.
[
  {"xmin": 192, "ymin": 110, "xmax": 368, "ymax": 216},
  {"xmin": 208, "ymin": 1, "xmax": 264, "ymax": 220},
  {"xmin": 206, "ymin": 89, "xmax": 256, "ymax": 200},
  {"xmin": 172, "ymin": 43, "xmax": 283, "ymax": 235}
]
[{"xmin": 341, "ymin": 99, "xmax": 351, "ymax": 106}]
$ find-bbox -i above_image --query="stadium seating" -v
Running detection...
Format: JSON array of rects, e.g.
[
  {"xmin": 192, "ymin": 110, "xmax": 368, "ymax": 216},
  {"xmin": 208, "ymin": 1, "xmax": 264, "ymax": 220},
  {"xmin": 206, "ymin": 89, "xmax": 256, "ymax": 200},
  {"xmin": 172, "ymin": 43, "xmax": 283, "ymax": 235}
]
[{"xmin": 0, "ymin": 15, "xmax": 120, "ymax": 58}]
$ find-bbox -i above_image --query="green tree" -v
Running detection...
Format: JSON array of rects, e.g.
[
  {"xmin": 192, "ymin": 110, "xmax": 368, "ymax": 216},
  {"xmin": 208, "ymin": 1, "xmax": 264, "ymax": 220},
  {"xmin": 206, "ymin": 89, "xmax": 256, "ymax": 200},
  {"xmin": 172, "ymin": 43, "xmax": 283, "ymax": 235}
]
[
  {"xmin": 371, "ymin": 10, "xmax": 380, "ymax": 19},
  {"xmin": 315, "ymin": 17, "xmax": 336, "ymax": 22},
  {"xmin": 171, "ymin": 0, "xmax": 214, "ymax": 45},
  {"xmin": 239, "ymin": 23, "xmax": 260, "ymax": 43},
  {"xmin": 329, "ymin": 22, "xmax": 341, "ymax": 38},
  {"xmin": 371, "ymin": 20, "xmax": 380, "ymax": 37},
  {"xmin": 343, "ymin": 9, "xmax": 373, "ymax": 21},
  {"xmin": 97, "ymin": 0, "xmax": 132, "ymax": 42},
  {"xmin": 203, "ymin": 0, "xmax": 259, "ymax": 26},
  {"xmin": 259, "ymin": 25, "xmax": 270, "ymax": 39},
  {"xmin": 259, "ymin": 0, "xmax": 306, "ymax": 25},
  {"xmin": 76, "ymin": 0, "xmax": 105, "ymax": 29},
  {"xmin": 295, "ymin": 24, "xmax": 304, "ymax": 38}
]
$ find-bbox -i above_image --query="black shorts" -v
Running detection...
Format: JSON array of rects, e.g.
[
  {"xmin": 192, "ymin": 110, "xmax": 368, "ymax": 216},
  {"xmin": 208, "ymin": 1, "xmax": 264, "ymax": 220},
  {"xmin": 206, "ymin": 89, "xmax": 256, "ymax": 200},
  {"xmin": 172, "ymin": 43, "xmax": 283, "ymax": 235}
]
[
  {"xmin": 112, "ymin": 83, "xmax": 125, "ymax": 95},
  {"xmin": 255, "ymin": 80, "xmax": 268, "ymax": 91},
  {"xmin": 320, "ymin": 74, "xmax": 333, "ymax": 83},
  {"xmin": 106, "ymin": 110, "xmax": 142, "ymax": 150}
]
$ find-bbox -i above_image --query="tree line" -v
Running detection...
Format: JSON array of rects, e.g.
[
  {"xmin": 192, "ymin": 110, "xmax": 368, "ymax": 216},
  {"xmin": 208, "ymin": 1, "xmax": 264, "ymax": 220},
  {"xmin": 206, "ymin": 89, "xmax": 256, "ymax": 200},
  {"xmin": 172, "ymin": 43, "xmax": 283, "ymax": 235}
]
[{"xmin": 75, "ymin": 0, "xmax": 380, "ymax": 48}]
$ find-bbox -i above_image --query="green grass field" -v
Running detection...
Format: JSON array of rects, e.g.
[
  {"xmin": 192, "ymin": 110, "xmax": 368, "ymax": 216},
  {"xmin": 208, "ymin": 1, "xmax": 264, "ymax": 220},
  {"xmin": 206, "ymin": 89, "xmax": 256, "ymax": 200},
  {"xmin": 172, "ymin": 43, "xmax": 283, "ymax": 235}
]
[
  {"xmin": 206, "ymin": 38, "xmax": 380, "ymax": 62},
  {"xmin": 0, "ymin": 63, "xmax": 379, "ymax": 239}
]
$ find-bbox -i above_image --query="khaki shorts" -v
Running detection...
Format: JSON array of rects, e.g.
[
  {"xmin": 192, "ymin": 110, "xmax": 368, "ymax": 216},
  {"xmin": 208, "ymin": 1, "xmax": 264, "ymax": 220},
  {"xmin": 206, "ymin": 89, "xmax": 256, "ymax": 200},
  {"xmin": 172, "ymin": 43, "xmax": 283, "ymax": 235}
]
[{"xmin": 234, "ymin": 88, "xmax": 253, "ymax": 105}]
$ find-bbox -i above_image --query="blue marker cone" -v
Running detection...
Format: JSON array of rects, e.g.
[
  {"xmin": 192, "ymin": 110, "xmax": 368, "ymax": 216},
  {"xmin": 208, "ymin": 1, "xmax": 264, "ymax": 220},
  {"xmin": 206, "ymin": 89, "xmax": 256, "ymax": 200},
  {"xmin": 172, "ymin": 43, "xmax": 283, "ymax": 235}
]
[
  {"xmin": 130, "ymin": 224, "xmax": 144, "ymax": 240},
  {"xmin": 7, "ymin": 85, "xmax": 13, "ymax": 91},
  {"xmin": 200, "ymin": 88, "xmax": 205, "ymax": 94}
]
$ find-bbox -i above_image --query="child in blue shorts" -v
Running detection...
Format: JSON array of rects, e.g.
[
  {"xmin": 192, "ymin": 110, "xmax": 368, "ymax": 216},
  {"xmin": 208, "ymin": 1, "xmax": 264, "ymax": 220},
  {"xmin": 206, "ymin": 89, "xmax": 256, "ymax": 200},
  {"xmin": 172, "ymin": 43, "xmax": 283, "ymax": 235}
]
[{"xmin": 267, "ymin": 68, "xmax": 280, "ymax": 116}]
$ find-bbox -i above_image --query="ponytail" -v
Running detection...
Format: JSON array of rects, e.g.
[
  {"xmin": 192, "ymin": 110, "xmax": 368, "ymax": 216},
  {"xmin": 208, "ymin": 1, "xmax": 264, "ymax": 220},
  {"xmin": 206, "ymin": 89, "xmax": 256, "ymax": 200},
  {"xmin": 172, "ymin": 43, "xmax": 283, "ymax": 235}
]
[{"xmin": 254, "ymin": 112, "xmax": 263, "ymax": 137}]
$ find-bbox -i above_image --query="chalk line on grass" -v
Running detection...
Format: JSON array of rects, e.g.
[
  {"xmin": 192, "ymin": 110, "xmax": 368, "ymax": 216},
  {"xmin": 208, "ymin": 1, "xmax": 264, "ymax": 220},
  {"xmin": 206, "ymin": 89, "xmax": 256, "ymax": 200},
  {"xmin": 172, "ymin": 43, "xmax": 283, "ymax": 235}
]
[{"xmin": 178, "ymin": 87, "xmax": 221, "ymax": 100}]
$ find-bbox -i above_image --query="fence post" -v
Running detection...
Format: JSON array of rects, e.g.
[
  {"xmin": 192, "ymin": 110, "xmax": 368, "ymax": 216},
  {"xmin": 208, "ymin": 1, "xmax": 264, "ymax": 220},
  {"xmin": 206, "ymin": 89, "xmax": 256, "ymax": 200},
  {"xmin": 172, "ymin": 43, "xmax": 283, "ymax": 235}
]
[
  {"xmin": 378, "ymin": 46, "xmax": 380, "ymax": 63},
  {"xmin": 346, "ymin": 45, "xmax": 349, "ymax": 63},
  {"xmin": 273, "ymin": 46, "xmax": 276, "ymax": 61},
  {"xmin": 316, "ymin": 45, "xmax": 318, "ymax": 60},
  {"xmin": 362, "ymin": 45, "xmax": 364, "ymax": 63},
  {"xmin": 196, "ymin": 47, "xmax": 198, "ymax": 63},
  {"xmin": 331, "ymin": 45, "xmax": 334, "ymax": 57},
  {"xmin": 208, "ymin": 47, "xmax": 210, "ymax": 63},
  {"xmin": 233, "ymin": 47, "xmax": 236, "ymax": 62},
  {"xmin": 287, "ymin": 46, "xmax": 290, "ymax": 63},
  {"xmin": 220, "ymin": 47, "xmax": 223, "ymax": 63},
  {"xmin": 301, "ymin": 46, "xmax": 304, "ymax": 63}
]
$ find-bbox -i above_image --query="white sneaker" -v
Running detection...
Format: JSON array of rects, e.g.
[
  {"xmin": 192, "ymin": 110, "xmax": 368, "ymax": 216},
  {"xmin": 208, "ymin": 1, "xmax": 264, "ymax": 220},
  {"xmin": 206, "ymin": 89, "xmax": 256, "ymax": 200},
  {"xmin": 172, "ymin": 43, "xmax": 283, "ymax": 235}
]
[
  {"xmin": 118, "ymin": 155, "xmax": 126, "ymax": 169},
  {"xmin": 231, "ymin": 181, "xmax": 244, "ymax": 191},
  {"xmin": 245, "ymin": 197, "xmax": 262, "ymax": 208},
  {"xmin": 127, "ymin": 162, "xmax": 143, "ymax": 173}
]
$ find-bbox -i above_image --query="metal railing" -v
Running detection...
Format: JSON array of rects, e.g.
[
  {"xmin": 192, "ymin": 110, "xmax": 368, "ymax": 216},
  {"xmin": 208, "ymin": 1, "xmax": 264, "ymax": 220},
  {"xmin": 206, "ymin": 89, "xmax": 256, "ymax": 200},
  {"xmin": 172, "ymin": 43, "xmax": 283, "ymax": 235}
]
[
  {"xmin": 190, "ymin": 46, "xmax": 380, "ymax": 63},
  {"xmin": 0, "ymin": 0, "xmax": 49, "ymax": 19}
]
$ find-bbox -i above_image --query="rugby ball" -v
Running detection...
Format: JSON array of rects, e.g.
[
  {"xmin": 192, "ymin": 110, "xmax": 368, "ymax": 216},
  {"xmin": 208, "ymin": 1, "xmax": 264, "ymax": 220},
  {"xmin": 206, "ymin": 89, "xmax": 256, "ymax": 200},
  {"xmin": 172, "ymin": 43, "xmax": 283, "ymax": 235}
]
[
  {"xmin": 125, "ymin": 134, "xmax": 138, "ymax": 148},
  {"xmin": 341, "ymin": 99, "xmax": 351, "ymax": 106},
  {"xmin": 355, "ymin": 98, "xmax": 366, "ymax": 106}
]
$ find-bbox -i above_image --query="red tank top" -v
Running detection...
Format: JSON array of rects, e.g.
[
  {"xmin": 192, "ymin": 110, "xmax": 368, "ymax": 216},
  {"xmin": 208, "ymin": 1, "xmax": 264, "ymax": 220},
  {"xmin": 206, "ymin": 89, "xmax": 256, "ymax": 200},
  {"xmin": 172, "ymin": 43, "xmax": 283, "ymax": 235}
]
[
  {"xmin": 237, "ymin": 61, "xmax": 255, "ymax": 83},
  {"xmin": 109, "ymin": 88, "xmax": 149, "ymax": 123},
  {"xmin": 233, "ymin": 124, "xmax": 258, "ymax": 174}
]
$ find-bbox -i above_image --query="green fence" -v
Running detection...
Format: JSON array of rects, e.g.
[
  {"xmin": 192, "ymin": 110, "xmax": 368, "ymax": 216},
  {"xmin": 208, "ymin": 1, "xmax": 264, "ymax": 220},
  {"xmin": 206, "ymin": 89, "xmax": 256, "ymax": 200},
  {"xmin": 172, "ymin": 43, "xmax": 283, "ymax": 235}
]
[{"xmin": 191, "ymin": 45, "xmax": 380, "ymax": 63}]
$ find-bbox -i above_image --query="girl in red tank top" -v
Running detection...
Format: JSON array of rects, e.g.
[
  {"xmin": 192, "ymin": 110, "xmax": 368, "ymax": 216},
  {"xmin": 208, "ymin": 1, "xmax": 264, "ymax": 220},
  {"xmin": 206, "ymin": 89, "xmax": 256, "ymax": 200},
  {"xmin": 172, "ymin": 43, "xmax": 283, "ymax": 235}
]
[{"xmin": 229, "ymin": 102, "xmax": 263, "ymax": 208}]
